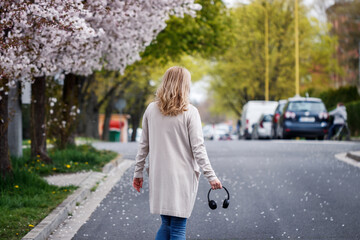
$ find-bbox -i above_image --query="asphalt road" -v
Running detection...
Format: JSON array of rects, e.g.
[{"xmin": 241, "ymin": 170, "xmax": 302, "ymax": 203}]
[{"xmin": 74, "ymin": 140, "xmax": 360, "ymax": 240}]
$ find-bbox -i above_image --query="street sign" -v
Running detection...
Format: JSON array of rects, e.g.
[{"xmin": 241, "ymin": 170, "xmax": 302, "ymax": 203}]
[{"xmin": 115, "ymin": 99, "xmax": 126, "ymax": 112}]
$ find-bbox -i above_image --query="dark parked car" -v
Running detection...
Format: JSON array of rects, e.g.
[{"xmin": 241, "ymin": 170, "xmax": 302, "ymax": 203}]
[
  {"xmin": 271, "ymin": 100, "xmax": 287, "ymax": 139},
  {"xmin": 278, "ymin": 97, "xmax": 329, "ymax": 140}
]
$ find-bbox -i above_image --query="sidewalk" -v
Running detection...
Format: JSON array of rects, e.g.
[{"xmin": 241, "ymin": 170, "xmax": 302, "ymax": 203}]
[
  {"xmin": 22, "ymin": 155, "xmax": 134, "ymax": 240},
  {"xmin": 335, "ymin": 151, "xmax": 360, "ymax": 169},
  {"xmin": 346, "ymin": 151, "xmax": 360, "ymax": 162}
]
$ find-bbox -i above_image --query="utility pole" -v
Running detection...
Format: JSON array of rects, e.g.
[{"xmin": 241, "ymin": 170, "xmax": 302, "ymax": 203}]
[
  {"xmin": 261, "ymin": 1, "xmax": 270, "ymax": 101},
  {"xmin": 295, "ymin": 0, "xmax": 300, "ymax": 96}
]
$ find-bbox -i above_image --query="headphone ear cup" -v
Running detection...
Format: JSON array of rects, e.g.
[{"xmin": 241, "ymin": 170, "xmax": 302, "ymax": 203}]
[
  {"xmin": 223, "ymin": 199, "xmax": 229, "ymax": 209},
  {"xmin": 209, "ymin": 200, "xmax": 217, "ymax": 210}
]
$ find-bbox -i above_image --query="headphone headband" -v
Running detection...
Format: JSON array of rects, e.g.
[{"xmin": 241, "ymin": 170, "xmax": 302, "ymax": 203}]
[{"xmin": 207, "ymin": 186, "xmax": 230, "ymax": 201}]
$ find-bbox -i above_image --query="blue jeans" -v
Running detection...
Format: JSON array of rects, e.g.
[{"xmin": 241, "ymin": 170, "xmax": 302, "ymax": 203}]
[
  {"xmin": 155, "ymin": 215, "xmax": 187, "ymax": 240},
  {"xmin": 327, "ymin": 124, "xmax": 343, "ymax": 139}
]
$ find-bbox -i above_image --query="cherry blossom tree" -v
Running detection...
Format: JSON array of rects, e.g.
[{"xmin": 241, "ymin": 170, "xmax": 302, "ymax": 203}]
[
  {"xmin": 1, "ymin": 0, "xmax": 97, "ymax": 175},
  {"xmin": 55, "ymin": 0, "xmax": 202, "ymax": 147},
  {"xmin": 1, "ymin": 0, "xmax": 201, "ymax": 177}
]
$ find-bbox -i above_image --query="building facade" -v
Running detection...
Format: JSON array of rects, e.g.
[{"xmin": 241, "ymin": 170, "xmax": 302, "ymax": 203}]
[{"xmin": 326, "ymin": 0, "xmax": 360, "ymax": 90}]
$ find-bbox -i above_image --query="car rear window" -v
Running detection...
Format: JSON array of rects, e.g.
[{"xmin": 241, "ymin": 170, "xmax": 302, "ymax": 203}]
[
  {"xmin": 278, "ymin": 103, "xmax": 286, "ymax": 113},
  {"xmin": 287, "ymin": 101, "xmax": 326, "ymax": 112},
  {"xmin": 263, "ymin": 115, "xmax": 273, "ymax": 122}
]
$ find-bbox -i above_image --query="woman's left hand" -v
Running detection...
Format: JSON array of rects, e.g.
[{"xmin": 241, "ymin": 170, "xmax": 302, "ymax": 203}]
[
  {"xmin": 209, "ymin": 178, "xmax": 222, "ymax": 190},
  {"xmin": 133, "ymin": 178, "xmax": 143, "ymax": 192}
]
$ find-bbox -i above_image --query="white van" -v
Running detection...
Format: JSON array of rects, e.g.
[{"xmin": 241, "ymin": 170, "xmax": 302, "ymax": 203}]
[{"xmin": 240, "ymin": 101, "xmax": 278, "ymax": 139}]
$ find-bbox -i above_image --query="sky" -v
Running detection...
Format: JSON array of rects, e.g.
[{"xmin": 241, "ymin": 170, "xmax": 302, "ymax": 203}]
[
  {"xmin": 223, "ymin": 0, "xmax": 334, "ymax": 8},
  {"xmin": 223, "ymin": 0, "xmax": 335, "ymax": 21},
  {"xmin": 190, "ymin": 77, "xmax": 210, "ymax": 104},
  {"xmin": 190, "ymin": 0, "xmax": 336, "ymax": 103}
]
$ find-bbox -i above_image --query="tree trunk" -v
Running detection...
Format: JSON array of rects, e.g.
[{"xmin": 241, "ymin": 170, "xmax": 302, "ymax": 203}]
[
  {"xmin": 84, "ymin": 91, "xmax": 100, "ymax": 139},
  {"xmin": 61, "ymin": 73, "xmax": 81, "ymax": 147},
  {"xmin": 0, "ymin": 78, "xmax": 12, "ymax": 178},
  {"xmin": 102, "ymin": 93, "xmax": 115, "ymax": 141},
  {"xmin": 130, "ymin": 117, "xmax": 140, "ymax": 142},
  {"xmin": 8, "ymin": 81, "xmax": 23, "ymax": 157},
  {"xmin": 76, "ymin": 74, "xmax": 94, "ymax": 136},
  {"xmin": 31, "ymin": 76, "xmax": 51, "ymax": 163},
  {"xmin": 127, "ymin": 84, "xmax": 151, "ymax": 142}
]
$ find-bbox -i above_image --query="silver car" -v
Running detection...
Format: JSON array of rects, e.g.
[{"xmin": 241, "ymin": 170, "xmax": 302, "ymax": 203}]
[{"xmin": 251, "ymin": 114, "xmax": 273, "ymax": 139}]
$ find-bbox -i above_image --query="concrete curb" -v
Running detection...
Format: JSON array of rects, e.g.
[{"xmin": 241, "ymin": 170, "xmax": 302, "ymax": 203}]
[
  {"xmin": 22, "ymin": 154, "xmax": 124, "ymax": 240},
  {"xmin": 335, "ymin": 152, "xmax": 360, "ymax": 169},
  {"xmin": 48, "ymin": 160, "xmax": 134, "ymax": 239},
  {"xmin": 346, "ymin": 151, "xmax": 360, "ymax": 162},
  {"xmin": 102, "ymin": 154, "xmax": 124, "ymax": 173}
]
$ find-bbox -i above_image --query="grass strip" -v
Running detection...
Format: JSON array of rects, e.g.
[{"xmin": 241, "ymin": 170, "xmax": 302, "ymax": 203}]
[
  {"xmin": 0, "ymin": 144, "xmax": 117, "ymax": 239},
  {"xmin": 21, "ymin": 144, "xmax": 117, "ymax": 176}
]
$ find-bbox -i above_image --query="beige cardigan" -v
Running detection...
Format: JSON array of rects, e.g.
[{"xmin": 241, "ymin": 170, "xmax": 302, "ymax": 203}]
[{"xmin": 133, "ymin": 102, "xmax": 217, "ymax": 218}]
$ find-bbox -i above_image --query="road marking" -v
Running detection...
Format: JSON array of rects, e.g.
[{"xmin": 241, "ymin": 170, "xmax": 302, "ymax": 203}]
[{"xmin": 335, "ymin": 152, "xmax": 360, "ymax": 169}]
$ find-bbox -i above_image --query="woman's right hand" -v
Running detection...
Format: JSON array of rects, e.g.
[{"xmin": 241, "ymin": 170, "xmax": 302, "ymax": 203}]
[
  {"xmin": 209, "ymin": 178, "xmax": 222, "ymax": 190},
  {"xmin": 133, "ymin": 178, "xmax": 143, "ymax": 192}
]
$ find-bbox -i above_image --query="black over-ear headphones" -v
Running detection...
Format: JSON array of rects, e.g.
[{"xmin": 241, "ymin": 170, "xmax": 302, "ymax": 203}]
[{"xmin": 207, "ymin": 186, "xmax": 230, "ymax": 210}]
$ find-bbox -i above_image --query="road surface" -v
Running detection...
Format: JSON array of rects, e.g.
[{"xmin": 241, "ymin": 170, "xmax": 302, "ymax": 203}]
[{"xmin": 73, "ymin": 140, "xmax": 360, "ymax": 240}]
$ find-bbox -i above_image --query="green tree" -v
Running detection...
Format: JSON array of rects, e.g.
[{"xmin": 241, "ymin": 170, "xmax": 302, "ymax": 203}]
[
  {"xmin": 210, "ymin": 0, "xmax": 339, "ymax": 117},
  {"xmin": 142, "ymin": 0, "xmax": 232, "ymax": 62}
]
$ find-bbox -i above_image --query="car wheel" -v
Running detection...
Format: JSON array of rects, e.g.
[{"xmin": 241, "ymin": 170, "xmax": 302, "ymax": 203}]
[
  {"xmin": 283, "ymin": 134, "xmax": 291, "ymax": 140},
  {"xmin": 282, "ymin": 129, "xmax": 290, "ymax": 139},
  {"xmin": 317, "ymin": 135, "xmax": 324, "ymax": 140},
  {"xmin": 277, "ymin": 126, "xmax": 282, "ymax": 139}
]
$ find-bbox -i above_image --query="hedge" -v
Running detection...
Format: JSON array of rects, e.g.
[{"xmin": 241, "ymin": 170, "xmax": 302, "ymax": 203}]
[
  {"xmin": 318, "ymin": 86, "xmax": 360, "ymax": 110},
  {"xmin": 345, "ymin": 100, "xmax": 360, "ymax": 136}
]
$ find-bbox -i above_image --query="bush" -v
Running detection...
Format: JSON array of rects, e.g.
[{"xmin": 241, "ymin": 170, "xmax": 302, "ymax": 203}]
[
  {"xmin": 318, "ymin": 86, "xmax": 360, "ymax": 109},
  {"xmin": 345, "ymin": 101, "xmax": 360, "ymax": 136}
]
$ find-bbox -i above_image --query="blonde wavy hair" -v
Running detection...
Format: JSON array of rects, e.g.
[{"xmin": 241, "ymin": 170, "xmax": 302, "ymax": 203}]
[{"xmin": 155, "ymin": 66, "xmax": 191, "ymax": 116}]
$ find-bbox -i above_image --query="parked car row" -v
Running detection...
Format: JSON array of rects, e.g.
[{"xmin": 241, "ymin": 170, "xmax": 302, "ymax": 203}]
[
  {"xmin": 240, "ymin": 100, "xmax": 278, "ymax": 139},
  {"xmin": 243, "ymin": 96, "xmax": 330, "ymax": 140},
  {"xmin": 203, "ymin": 123, "xmax": 237, "ymax": 141},
  {"xmin": 127, "ymin": 128, "xmax": 142, "ymax": 142}
]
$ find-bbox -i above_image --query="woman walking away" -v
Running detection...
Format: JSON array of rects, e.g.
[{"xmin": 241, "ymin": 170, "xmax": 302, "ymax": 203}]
[{"xmin": 133, "ymin": 66, "xmax": 222, "ymax": 240}]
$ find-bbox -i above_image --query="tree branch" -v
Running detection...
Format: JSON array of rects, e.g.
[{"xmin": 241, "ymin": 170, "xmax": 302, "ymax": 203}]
[{"xmin": 95, "ymin": 76, "xmax": 128, "ymax": 110}]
